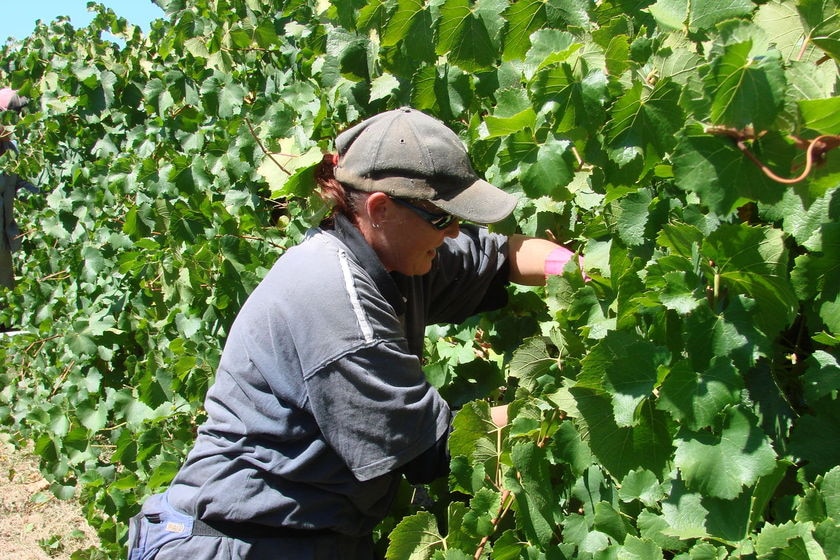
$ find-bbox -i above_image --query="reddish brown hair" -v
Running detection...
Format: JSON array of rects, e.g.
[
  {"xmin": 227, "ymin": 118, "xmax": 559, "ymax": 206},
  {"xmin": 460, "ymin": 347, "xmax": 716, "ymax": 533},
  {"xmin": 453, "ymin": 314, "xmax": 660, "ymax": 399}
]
[{"xmin": 315, "ymin": 153, "xmax": 367, "ymax": 226}]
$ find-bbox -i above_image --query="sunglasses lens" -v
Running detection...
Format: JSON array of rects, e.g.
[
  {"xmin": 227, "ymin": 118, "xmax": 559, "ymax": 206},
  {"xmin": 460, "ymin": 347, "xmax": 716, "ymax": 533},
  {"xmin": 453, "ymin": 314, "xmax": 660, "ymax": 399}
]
[
  {"xmin": 393, "ymin": 198, "xmax": 456, "ymax": 230},
  {"xmin": 431, "ymin": 214, "xmax": 456, "ymax": 230}
]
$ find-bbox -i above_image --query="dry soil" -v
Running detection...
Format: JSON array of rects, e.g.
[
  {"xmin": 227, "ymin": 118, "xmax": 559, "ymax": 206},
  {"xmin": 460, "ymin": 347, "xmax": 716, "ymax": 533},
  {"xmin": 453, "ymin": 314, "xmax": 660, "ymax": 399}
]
[{"xmin": 0, "ymin": 433, "xmax": 100, "ymax": 560}]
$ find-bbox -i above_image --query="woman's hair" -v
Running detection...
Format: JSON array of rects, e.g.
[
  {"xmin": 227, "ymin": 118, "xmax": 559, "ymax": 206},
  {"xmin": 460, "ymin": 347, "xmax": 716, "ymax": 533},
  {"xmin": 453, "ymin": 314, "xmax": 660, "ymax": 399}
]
[{"xmin": 315, "ymin": 153, "xmax": 367, "ymax": 227}]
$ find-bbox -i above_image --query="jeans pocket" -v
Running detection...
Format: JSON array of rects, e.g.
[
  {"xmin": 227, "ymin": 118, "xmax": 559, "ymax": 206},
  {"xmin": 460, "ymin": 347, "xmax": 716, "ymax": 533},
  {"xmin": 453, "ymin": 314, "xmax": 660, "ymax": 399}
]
[{"xmin": 127, "ymin": 493, "xmax": 194, "ymax": 560}]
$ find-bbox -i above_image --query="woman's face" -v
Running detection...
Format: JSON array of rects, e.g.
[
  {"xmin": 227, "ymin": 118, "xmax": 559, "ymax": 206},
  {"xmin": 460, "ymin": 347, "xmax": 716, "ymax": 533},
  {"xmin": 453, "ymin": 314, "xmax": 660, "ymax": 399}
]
[{"xmin": 365, "ymin": 194, "xmax": 460, "ymax": 276}]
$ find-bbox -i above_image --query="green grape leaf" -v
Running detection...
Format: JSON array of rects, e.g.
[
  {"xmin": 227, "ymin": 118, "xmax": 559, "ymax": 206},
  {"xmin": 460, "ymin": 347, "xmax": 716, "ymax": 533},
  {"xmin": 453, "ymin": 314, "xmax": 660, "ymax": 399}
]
[
  {"xmin": 449, "ymin": 401, "xmax": 501, "ymax": 467},
  {"xmin": 520, "ymin": 136, "xmax": 576, "ymax": 200},
  {"xmin": 707, "ymin": 42, "xmax": 787, "ymax": 130},
  {"xmin": 502, "ymin": 0, "xmax": 546, "ymax": 61},
  {"xmin": 483, "ymin": 89, "xmax": 536, "ymax": 139},
  {"xmin": 659, "ymin": 479, "xmax": 711, "ymax": 540},
  {"xmin": 507, "ymin": 441, "xmax": 560, "ymax": 548},
  {"xmin": 649, "ymin": 0, "xmax": 755, "ymax": 33},
  {"xmin": 619, "ymin": 469, "xmax": 666, "ymax": 508},
  {"xmin": 821, "ymin": 466, "xmax": 840, "ymax": 520},
  {"xmin": 524, "ymin": 30, "xmax": 581, "ymax": 77},
  {"xmin": 571, "ymin": 387, "xmax": 674, "ymax": 480},
  {"xmin": 545, "ymin": 0, "xmax": 591, "ymax": 29},
  {"xmin": 619, "ymin": 535, "xmax": 665, "ymax": 559},
  {"xmin": 436, "ymin": 0, "xmax": 497, "ymax": 72},
  {"xmin": 604, "ymin": 79, "xmax": 684, "ymax": 167},
  {"xmin": 385, "ymin": 511, "xmax": 444, "ymax": 560},
  {"xmin": 791, "ymin": 222, "xmax": 840, "ymax": 335},
  {"xmin": 789, "ymin": 400, "xmax": 840, "ymax": 481},
  {"xmin": 462, "ymin": 488, "xmax": 500, "ymax": 538},
  {"xmin": 648, "ymin": 0, "xmax": 689, "ymax": 32},
  {"xmin": 369, "ymin": 74, "xmax": 400, "ymax": 102},
  {"xmin": 763, "ymin": 186, "xmax": 836, "ymax": 250},
  {"xmin": 657, "ymin": 222, "xmax": 704, "ymax": 258},
  {"xmin": 800, "ymin": 350, "xmax": 840, "ymax": 403},
  {"xmin": 489, "ymin": 530, "xmax": 528, "ymax": 560},
  {"xmin": 810, "ymin": 9, "xmax": 840, "ymax": 62},
  {"xmin": 593, "ymin": 501, "xmax": 633, "ymax": 543},
  {"xmin": 754, "ymin": 519, "xmax": 826, "ymax": 559},
  {"xmin": 548, "ymin": 421, "xmax": 592, "ymax": 475},
  {"xmin": 814, "ymin": 519, "xmax": 840, "ymax": 559},
  {"xmin": 799, "ymin": 97, "xmax": 840, "ymax": 135},
  {"xmin": 656, "ymin": 270, "xmax": 704, "ymax": 314},
  {"xmin": 657, "ymin": 357, "xmax": 743, "ymax": 430},
  {"xmin": 754, "ymin": 1, "xmax": 816, "ymax": 62},
  {"xmin": 616, "ymin": 188, "xmax": 653, "ymax": 247},
  {"xmin": 674, "ymin": 406, "xmax": 778, "ymax": 500},
  {"xmin": 382, "ymin": 0, "xmax": 428, "ymax": 47},
  {"xmin": 530, "ymin": 63, "xmax": 587, "ymax": 132},
  {"xmin": 258, "ymin": 141, "xmax": 322, "ymax": 198},
  {"xmin": 704, "ymin": 223, "xmax": 798, "ymax": 336},
  {"xmin": 578, "ymin": 331, "xmax": 669, "ymax": 427},
  {"xmin": 411, "ymin": 66, "xmax": 449, "ymax": 117},
  {"xmin": 508, "ymin": 336, "xmax": 558, "ymax": 394},
  {"xmin": 748, "ymin": 460, "xmax": 790, "ymax": 534}
]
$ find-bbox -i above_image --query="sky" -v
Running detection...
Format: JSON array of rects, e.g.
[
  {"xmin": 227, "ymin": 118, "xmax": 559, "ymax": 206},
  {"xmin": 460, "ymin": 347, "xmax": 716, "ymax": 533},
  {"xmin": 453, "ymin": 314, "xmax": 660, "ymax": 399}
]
[{"xmin": 1, "ymin": 0, "xmax": 164, "ymax": 42}]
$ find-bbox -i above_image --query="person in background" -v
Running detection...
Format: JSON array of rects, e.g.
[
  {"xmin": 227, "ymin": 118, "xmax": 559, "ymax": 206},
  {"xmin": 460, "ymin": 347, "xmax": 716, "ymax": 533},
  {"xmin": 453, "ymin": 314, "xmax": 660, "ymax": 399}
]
[
  {"xmin": 0, "ymin": 88, "xmax": 28, "ymax": 112},
  {"xmin": 128, "ymin": 108, "xmax": 584, "ymax": 560},
  {"xmin": 1, "ymin": 88, "xmax": 38, "ymax": 301},
  {"xmin": 1, "ymin": 130, "xmax": 39, "ymax": 334}
]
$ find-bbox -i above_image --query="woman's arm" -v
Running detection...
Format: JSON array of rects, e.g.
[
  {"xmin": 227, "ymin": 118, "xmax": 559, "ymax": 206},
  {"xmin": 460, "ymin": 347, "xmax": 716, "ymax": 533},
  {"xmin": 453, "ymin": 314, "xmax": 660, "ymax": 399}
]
[
  {"xmin": 491, "ymin": 404, "xmax": 508, "ymax": 428},
  {"xmin": 507, "ymin": 234, "xmax": 582, "ymax": 286}
]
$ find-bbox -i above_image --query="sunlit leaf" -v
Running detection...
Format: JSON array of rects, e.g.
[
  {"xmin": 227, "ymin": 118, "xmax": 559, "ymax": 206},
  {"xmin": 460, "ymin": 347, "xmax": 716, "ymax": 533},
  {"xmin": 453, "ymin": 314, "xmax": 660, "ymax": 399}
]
[{"xmin": 674, "ymin": 406, "xmax": 778, "ymax": 500}]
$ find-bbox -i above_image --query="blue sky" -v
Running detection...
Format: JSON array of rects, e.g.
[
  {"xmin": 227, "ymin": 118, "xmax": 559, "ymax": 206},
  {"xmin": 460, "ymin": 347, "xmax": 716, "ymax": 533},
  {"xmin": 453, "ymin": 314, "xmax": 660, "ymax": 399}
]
[{"xmin": 1, "ymin": 0, "xmax": 164, "ymax": 41}]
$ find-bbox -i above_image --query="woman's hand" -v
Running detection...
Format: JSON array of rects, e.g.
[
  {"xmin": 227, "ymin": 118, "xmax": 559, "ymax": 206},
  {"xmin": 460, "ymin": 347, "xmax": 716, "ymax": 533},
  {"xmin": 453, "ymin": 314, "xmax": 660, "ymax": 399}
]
[{"xmin": 490, "ymin": 404, "xmax": 508, "ymax": 428}]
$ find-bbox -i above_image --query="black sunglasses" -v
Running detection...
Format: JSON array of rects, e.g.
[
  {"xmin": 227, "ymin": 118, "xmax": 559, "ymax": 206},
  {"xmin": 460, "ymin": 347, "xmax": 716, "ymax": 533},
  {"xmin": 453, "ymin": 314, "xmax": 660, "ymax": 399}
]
[{"xmin": 391, "ymin": 198, "xmax": 457, "ymax": 230}]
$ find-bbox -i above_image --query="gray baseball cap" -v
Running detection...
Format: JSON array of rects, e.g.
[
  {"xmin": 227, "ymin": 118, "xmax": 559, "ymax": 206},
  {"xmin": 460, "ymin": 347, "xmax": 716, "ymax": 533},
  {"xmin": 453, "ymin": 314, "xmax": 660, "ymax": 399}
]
[{"xmin": 334, "ymin": 108, "xmax": 517, "ymax": 224}]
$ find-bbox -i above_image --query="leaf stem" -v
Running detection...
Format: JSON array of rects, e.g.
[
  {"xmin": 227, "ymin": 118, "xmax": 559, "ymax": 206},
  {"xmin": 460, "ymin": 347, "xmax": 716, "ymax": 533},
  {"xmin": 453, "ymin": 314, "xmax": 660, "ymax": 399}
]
[
  {"xmin": 244, "ymin": 118, "xmax": 292, "ymax": 176},
  {"xmin": 473, "ymin": 489, "xmax": 513, "ymax": 560},
  {"xmin": 495, "ymin": 423, "xmax": 503, "ymax": 488},
  {"xmin": 49, "ymin": 360, "xmax": 76, "ymax": 398}
]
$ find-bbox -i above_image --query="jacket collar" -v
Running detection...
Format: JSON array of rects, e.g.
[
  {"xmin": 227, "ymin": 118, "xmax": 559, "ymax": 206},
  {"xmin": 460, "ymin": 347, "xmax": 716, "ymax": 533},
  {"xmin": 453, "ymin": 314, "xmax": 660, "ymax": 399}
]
[{"xmin": 327, "ymin": 214, "xmax": 406, "ymax": 316}]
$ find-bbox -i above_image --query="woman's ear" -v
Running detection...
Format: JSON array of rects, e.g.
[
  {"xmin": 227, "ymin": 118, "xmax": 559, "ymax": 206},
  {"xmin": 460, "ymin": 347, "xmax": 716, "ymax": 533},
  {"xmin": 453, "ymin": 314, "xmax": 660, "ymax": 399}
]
[{"xmin": 364, "ymin": 192, "xmax": 391, "ymax": 228}]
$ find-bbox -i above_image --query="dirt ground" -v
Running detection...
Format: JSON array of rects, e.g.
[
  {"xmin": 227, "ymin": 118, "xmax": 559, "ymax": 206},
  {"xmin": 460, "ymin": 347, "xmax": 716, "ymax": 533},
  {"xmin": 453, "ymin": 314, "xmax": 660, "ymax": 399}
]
[{"xmin": 0, "ymin": 433, "xmax": 100, "ymax": 560}]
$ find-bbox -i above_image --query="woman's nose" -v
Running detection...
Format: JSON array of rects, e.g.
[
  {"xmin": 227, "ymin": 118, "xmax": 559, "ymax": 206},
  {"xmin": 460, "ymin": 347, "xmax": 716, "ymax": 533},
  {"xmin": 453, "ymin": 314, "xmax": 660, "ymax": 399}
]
[{"xmin": 444, "ymin": 220, "xmax": 460, "ymax": 238}]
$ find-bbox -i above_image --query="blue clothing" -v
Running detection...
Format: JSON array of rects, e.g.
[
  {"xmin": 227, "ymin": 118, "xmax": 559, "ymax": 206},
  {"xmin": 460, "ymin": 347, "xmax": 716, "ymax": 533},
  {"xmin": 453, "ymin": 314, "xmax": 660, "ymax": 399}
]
[
  {"xmin": 1, "ymin": 172, "xmax": 37, "ymax": 253},
  {"xmin": 0, "ymin": 172, "xmax": 37, "ymax": 289},
  {"xmin": 141, "ymin": 215, "xmax": 511, "ymax": 558}
]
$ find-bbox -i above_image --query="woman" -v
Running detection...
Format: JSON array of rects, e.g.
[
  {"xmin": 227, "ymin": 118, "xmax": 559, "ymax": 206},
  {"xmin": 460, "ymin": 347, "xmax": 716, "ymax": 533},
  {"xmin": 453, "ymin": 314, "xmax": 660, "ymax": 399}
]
[{"xmin": 128, "ymin": 108, "xmax": 580, "ymax": 559}]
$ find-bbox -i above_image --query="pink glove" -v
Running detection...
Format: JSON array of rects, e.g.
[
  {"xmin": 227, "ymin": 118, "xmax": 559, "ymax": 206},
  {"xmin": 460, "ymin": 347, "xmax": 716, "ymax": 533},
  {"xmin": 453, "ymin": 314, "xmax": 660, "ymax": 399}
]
[{"xmin": 544, "ymin": 247, "xmax": 588, "ymax": 280}]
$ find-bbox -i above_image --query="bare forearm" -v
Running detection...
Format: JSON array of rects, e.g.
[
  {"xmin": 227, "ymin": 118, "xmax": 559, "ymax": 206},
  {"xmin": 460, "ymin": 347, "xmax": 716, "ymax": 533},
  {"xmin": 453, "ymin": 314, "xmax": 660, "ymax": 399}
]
[{"xmin": 507, "ymin": 234, "xmax": 567, "ymax": 286}]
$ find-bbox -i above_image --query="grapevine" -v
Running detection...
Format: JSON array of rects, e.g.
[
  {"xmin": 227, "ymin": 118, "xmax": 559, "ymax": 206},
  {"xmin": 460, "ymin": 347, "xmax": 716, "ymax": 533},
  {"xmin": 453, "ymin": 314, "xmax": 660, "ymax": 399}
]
[{"xmin": 0, "ymin": 1, "xmax": 838, "ymax": 558}]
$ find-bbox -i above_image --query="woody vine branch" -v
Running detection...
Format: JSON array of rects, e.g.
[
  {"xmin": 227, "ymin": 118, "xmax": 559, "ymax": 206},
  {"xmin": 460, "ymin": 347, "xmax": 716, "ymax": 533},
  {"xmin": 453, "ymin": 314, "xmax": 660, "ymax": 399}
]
[{"xmin": 707, "ymin": 126, "xmax": 840, "ymax": 184}]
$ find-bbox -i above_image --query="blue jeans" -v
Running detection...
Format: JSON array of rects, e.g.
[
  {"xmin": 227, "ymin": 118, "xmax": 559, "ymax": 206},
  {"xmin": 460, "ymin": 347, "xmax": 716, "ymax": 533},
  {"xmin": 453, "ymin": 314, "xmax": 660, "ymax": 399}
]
[
  {"xmin": 127, "ymin": 493, "xmax": 197, "ymax": 560},
  {"xmin": 127, "ymin": 492, "xmax": 377, "ymax": 559}
]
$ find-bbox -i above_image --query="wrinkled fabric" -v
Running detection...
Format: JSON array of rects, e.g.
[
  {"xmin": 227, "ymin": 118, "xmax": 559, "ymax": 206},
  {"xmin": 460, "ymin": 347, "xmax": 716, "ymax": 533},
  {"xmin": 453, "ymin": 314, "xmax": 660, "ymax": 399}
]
[
  {"xmin": 159, "ymin": 216, "xmax": 511, "ymax": 553},
  {"xmin": 136, "ymin": 214, "xmax": 514, "ymax": 560},
  {"xmin": 129, "ymin": 493, "xmax": 372, "ymax": 560}
]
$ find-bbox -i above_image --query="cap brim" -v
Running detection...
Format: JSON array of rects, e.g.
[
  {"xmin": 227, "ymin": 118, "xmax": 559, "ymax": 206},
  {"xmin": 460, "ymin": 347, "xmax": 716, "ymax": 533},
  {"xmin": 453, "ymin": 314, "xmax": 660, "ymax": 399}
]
[{"xmin": 431, "ymin": 179, "xmax": 518, "ymax": 224}]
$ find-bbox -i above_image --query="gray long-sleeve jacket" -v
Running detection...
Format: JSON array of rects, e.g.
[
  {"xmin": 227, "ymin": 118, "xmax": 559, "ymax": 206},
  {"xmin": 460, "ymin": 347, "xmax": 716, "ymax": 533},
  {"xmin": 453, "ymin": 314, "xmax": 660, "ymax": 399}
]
[{"xmin": 166, "ymin": 214, "xmax": 511, "ymax": 537}]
